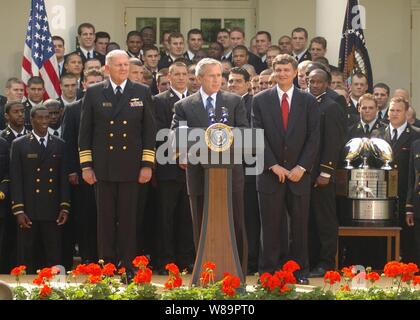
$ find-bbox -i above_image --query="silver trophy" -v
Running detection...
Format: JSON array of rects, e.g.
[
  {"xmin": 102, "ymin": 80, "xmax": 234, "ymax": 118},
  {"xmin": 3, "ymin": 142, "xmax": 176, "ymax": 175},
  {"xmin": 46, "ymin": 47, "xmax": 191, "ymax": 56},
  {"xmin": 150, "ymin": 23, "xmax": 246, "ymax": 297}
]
[
  {"xmin": 369, "ymin": 138, "xmax": 393, "ymax": 170},
  {"xmin": 343, "ymin": 138, "xmax": 364, "ymax": 169}
]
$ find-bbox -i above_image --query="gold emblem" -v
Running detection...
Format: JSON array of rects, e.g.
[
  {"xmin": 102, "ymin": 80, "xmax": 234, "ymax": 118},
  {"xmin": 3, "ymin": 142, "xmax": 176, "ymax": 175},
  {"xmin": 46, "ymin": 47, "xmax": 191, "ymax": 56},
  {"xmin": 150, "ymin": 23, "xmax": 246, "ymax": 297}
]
[{"xmin": 205, "ymin": 123, "xmax": 234, "ymax": 153}]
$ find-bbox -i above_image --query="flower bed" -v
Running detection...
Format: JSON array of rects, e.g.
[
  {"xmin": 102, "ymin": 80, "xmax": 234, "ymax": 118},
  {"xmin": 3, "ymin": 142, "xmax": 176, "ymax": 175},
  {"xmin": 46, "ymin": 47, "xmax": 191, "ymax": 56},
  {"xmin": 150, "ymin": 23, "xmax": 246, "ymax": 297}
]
[{"xmin": 7, "ymin": 258, "xmax": 420, "ymax": 300}]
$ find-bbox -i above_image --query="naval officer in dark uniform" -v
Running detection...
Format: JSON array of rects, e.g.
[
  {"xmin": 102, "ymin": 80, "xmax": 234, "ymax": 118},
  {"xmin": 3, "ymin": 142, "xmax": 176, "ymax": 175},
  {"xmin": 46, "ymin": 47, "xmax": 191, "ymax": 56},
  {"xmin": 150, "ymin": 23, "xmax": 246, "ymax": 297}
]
[
  {"xmin": 10, "ymin": 106, "xmax": 70, "ymax": 273},
  {"xmin": 78, "ymin": 50, "xmax": 156, "ymax": 274}
]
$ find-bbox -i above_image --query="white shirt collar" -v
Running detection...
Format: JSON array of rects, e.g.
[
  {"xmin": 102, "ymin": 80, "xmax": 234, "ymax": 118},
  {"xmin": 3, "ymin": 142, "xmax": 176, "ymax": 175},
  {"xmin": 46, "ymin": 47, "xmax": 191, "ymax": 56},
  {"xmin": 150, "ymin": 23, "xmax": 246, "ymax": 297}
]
[
  {"xmin": 109, "ymin": 79, "xmax": 127, "ymax": 94},
  {"xmin": 61, "ymin": 96, "xmax": 76, "ymax": 106},
  {"xmin": 80, "ymin": 47, "xmax": 94, "ymax": 59},
  {"xmin": 187, "ymin": 50, "xmax": 195, "ymax": 60},
  {"xmin": 28, "ymin": 99, "xmax": 43, "ymax": 108},
  {"xmin": 389, "ymin": 122, "xmax": 408, "ymax": 139},
  {"xmin": 276, "ymin": 85, "xmax": 294, "ymax": 110},
  {"xmin": 351, "ymin": 96, "xmax": 359, "ymax": 108},
  {"xmin": 223, "ymin": 51, "xmax": 232, "ymax": 60},
  {"xmin": 360, "ymin": 118, "xmax": 377, "ymax": 130},
  {"xmin": 200, "ymin": 87, "xmax": 218, "ymax": 110},
  {"xmin": 32, "ymin": 130, "xmax": 49, "ymax": 146},
  {"xmin": 171, "ymin": 87, "xmax": 188, "ymax": 100},
  {"xmin": 293, "ymin": 49, "xmax": 307, "ymax": 61},
  {"xmin": 8, "ymin": 126, "xmax": 26, "ymax": 137},
  {"xmin": 48, "ymin": 127, "xmax": 61, "ymax": 137},
  {"xmin": 260, "ymin": 54, "xmax": 267, "ymax": 63}
]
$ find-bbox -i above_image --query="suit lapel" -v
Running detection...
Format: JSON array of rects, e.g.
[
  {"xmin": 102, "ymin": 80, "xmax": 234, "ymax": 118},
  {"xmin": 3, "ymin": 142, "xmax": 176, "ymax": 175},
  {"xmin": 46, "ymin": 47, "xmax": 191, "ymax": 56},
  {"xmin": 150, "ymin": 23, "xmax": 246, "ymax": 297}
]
[
  {"xmin": 393, "ymin": 126, "xmax": 411, "ymax": 154},
  {"xmin": 112, "ymin": 80, "xmax": 133, "ymax": 118},
  {"xmin": 287, "ymin": 88, "xmax": 302, "ymax": 136},
  {"xmin": 102, "ymin": 79, "xmax": 115, "ymax": 107},
  {"xmin": 191, "ymin": 92, "xmax": 210, "ymax": 127},
  {"xmin": 41, "ymin": 135, "xmax": 55, "ymax": 163},
  {"xmin": 269, "ymin": 87, "xmax": 284, "ymax": 135}
]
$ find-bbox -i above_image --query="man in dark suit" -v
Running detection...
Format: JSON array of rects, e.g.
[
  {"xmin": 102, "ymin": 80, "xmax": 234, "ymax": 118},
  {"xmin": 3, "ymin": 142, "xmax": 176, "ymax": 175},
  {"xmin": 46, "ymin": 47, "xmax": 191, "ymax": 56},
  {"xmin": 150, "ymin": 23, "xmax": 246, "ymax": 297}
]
[
  {"xmin": 373, "ymin": 83, "xmax": 391, "ymax": 124},
  {"xmin": 348, "ymin": 94, "xmax": 383, "ymax": 140},
  {"xmin": 0, "ymin": 101, "xmax": 27, "ymax": 273},
  {"xmin": 0, "ymin": 78, "xmax": 25, "ymax": 130},
  {"xmin": 158, "ymin": 32, "xmax": 185, "ymax": 70},
  {"xmin": 227, "ymin": 67, "xmax": 260, "ymax": 274},
  {"xmin": 78, "ymin": 50, "xmax": 156, "ymax": 274},
  {"xmin": 10, "ymin": 106, "xmax": 70, "ymax": 273},
  {"xmin": 347, "ymin": 73, "xmax": 369, "ymax": 125},
  {"xmin": 306, "ymin": 69, "xmax": 346, "ymax": 277},
  {"xmin": 252, "ymin": 54, "xmax": 319, "ymax": 284},
  {"xmin": 0, "ymin": 137, "xmax": 9, "ymax": 266},
  {"xmin": 23, "ymin": 76, "xmax": 45, "ymax": 131},
  {"xmin": 171, "ymin": 58, "xmax": 249, "ymax": 273},
  {"xmin": 67, "ymin": 23, "xmax": 105, "ymax": 66},
  {"xmin": 291, "ymin": 27, "xmax": 311, "ymax": 64},
  {"xmin": 184, "ymin": 29, "xmax": 204, "ymax": 65},
  {"xmin": 62, "ymin": 70, "xmax": 103, "ymax": 265},
  {"xmin": 372, "ymin": 97, "xmax": 420, "ymax": 263},
  {"xmin": 154, "ymin": 61, "xmax": 194, "ymax": 273},
  {"xmin": 405, "ymin": 139, "xmax": 420, "ymax": 265}
]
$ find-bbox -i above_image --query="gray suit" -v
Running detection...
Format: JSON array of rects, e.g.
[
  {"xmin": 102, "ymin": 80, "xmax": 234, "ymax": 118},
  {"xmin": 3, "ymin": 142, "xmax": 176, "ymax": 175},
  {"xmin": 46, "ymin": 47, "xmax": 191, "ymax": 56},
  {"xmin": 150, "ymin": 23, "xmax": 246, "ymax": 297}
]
[{"xmin": 171, "ymin": 90, "xmax": 249, "ymax": 272}]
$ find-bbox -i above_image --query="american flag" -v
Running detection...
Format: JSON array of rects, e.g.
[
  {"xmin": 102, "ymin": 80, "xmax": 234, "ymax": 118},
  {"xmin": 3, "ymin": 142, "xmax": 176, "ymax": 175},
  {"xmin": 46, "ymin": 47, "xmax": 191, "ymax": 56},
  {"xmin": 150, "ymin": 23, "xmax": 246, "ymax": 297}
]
[
  {"xmin": 22, "ymin": 0, "xmax": 60, "ymax": 99},
  {"xmin": 338, "ymin": 0, "xmax": 373, "ymax": 92}
]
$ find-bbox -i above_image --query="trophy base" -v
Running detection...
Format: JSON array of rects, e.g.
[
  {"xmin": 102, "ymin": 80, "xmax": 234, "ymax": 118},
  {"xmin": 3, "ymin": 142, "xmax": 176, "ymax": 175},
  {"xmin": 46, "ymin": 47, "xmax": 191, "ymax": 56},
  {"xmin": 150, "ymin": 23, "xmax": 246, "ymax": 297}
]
[{"xmin": 351, "ymin": 199, "xmax": 396, "ymax": 221}]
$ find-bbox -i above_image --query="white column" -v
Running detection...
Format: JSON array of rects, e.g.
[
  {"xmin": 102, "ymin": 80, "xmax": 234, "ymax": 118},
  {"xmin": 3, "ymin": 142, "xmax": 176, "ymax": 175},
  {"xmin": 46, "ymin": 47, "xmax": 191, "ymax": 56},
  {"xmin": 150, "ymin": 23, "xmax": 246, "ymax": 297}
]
[
  {"xmin": 316, "ymin": 0, "xmax": 347, "ymax": 66},
  {"xmin": 45, "ymin": 0, "xmax": 77, "ymax": 52}
]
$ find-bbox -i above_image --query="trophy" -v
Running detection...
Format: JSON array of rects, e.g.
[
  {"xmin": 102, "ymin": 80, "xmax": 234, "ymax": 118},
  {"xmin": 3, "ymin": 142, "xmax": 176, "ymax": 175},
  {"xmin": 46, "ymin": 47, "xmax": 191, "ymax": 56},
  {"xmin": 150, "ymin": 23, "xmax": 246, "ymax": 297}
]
[
  {"xmin": 343, "ymin": 138, "xmax": 364, "ymax": 169},
  {"xmin": 369, "ymin": 138, "xmax": 393, "ymax": 170}
]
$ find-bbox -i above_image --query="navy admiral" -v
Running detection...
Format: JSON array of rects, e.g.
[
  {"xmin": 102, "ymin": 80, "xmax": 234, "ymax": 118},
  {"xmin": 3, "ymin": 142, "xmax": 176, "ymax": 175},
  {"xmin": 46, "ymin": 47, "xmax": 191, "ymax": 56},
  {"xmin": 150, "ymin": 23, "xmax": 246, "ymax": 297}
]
[{"xmin": 78, "ymin": 50, "xmax": 156, "ymax": 274}]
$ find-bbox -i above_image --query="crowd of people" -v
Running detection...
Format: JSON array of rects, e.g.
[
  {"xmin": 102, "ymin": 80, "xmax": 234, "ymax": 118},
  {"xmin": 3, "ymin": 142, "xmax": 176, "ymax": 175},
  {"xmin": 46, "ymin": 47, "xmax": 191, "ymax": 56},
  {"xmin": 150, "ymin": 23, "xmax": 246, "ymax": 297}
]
[{"xmin": 0, "ymin": 22, "xmax": 419, "ymax": 284}]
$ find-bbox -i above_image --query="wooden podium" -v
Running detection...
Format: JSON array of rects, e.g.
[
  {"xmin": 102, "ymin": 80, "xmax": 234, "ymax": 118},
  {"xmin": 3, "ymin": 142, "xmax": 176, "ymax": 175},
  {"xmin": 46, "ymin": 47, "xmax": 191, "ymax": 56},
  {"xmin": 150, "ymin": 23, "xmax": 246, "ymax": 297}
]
[{"xmin": 174, "ymin": 125, "xmax": 258, "ymax": 286}]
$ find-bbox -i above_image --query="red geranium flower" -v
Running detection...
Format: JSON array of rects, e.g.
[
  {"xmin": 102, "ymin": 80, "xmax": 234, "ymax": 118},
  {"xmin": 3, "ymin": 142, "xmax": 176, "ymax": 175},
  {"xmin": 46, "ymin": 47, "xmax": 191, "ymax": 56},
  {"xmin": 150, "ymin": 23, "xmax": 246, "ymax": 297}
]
[
  {"xmin": 102, "ymin": 263, "xmax": 116, "ymax": 277},
  {"xmin": 203, "ymin": 262, "xmax": 216, "ymax": 271},
  {"xmin": 324, "ymin": 271, "xmax": 341, "ymax": 285},
  {"xmin": 10, "ymin": 265, "xmax": 26, "ymax": 277},
  {"xmin": 133, "ymin": 267, "xmax": 153, "ymax": 284},
  {"xmin": 132, "ymin": 256, "xmax": 149, "ymax": 269},
  {"xmin": 365, "ymin": 272, "xmax": 380, "ymax": 283},
  {"xmin": 39, "ymin": 285, "xmax": 52, "ymax": 297},
  {"xmin": 282, "ymin": 260, "xmax": 300, "ymax": 273},
  {"xmin": 165, "ymin": 263, "xmax": 180, "ymax": 275}
]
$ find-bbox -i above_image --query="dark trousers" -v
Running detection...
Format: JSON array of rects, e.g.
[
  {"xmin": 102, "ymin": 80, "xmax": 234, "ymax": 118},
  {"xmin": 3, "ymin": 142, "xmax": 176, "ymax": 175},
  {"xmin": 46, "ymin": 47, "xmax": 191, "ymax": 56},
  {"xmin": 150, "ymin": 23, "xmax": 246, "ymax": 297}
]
[
  {"xmin": 17, "ymin": 221, "xmax": 62, "ymax": 274},
  {"xmin": 258, "ymin": 184, "xmax": 310, "ymax": 274},
  {"xmin": 189, "ymin": 190, "xmax": 248, "ymax": 275},
  {"xmin": 0, "ymin": 210, "xmax": 17, "ymax": 273},
  {"xmin": 73, "ymin": 182, "xmax": 97, "ymax": 263},
  {"xmin": 412, "ymin": 218, "xmax": 420, "ymax": 265},
  {"xmin": 400, "ymin": 203, "xmax": 417, "ymax": 263},
  {"xmin": 244, "ymin": 179, "xmax": 260, "ymax": 273},
  {"xmin": 156, "ymin": 180, "xmax": 194, "ymax": 269},
  {"xmin": 309, "ymin": 183, "xmax": 338, "ymax": 269},
  {"xmin": 95, "ymin": 180, "xmax": 138, "ymax": 269}
]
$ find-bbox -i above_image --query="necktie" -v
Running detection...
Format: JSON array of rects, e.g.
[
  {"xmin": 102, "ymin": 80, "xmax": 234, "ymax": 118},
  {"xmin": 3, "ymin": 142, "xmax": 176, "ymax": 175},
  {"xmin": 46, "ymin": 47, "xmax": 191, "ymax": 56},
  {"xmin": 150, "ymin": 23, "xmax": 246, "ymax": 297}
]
[
  {"xmin": 87, "ymin": 51, "xmax": 91, "ymax": 59},
  {"xmin": 39, "ymin": 137, "xmax": 46, "ymax": 151},
  {"xmin": 115, "ymin": 86, "xmax": 122, "ymax": 102},
  {"xmin": 206, "ymin": 96, "xmax": 213, "ymax": 113},
  {"xmin": 181, "ymin": 93, "xmax": 185, "ymax": 99},
  {"xmin": 391, "ymin": 128, "xmax": 398, "ymax": 145},
  {"xmin": 17, "ymin": 133, "xmax": 23, "ymax": 137},
  {"xmin": 377, "ymin": 112, "xmax": 382, "ymax": 120},
  {"xmin": 54, "ymin": 130, "xmax": 59, "ymax": 136},
  {"xmin": 281, "ymin": 93, "xmax": 289, "ymax": 130},
  {"xmin": 364, "ymin": 124, "xmax": 370, "ymax": 134}
]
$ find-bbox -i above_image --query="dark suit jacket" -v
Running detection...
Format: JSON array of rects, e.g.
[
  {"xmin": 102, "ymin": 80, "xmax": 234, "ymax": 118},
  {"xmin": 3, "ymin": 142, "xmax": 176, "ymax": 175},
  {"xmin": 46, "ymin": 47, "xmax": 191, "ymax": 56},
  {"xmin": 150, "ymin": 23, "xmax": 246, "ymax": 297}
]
[
  {"xmin": 312, "ymin": 94, "xmax": 346, "ymax": 181},
  {"xmin": 158, "ymin": 54, "xmax": 174, "ymax": 70},
  {"xmin": 0, "ymin": 127, "xmax": 27, "ymax": 146},
  {"xmin": 171, "ymin": 90, "xmax": 249, "ymax": 195},
  {"xmin": 22, "ymin": 100, "xmax": 34, "ymax": 131},
  {"xmin": 295, "ymin": 49, "xmax": 312, "ymax": 64},
  {"xmin": 0, "ymin": 103, "xmax": 6, "ymax": 131},
  {"xmin": 348, "ymin": 119, "xmax": 383, "ymax": 140},
  {"xmin": 346, "ymin": 99, "xmax": 360, "ymax": 126},
  {"xmin": 67, "ymin": 48, "xmax": 105, "ymax": 66},
  {"xmin": 372, "ymin": 124, "xmax": 420, "ymax": 210},
  {"xmin": 10, "ymin": 133, "xmax": 70, "ymax": 220},
  {"xmin": 154, "ymin": 89, "xmax": 187, "ymax": 182},
  {"xmin": 62, "ymin": 99, "xmax": 83, "ymax": 175},
  {"xmin": 252, "ymin": 86, "xmax": 320, "ymax": 195},
  {"xmin": 78, "ymin": 79, "xmax": 156, "ymax": 182},
  {"xmin": 0, "ymin": 137, "xmax": 9, "ymax": 218},
  {"xmin": 243, "ymin": 93, "xmax": 253, "ymax": 124},
  {"xmin": 406, "ymin": 139, "xmax": 420, "ymax": 217}
]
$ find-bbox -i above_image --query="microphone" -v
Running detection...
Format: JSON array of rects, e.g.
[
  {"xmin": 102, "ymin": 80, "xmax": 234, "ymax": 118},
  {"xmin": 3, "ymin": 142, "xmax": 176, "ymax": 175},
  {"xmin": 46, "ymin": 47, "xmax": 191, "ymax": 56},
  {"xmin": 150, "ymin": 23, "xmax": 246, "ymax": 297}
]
[
  {"xmin": 221, "ymin": 107, "xmax": 229, "ymax": 124},
  {"xmin": 207, "ymin": 107, "xmax": 216, "ymax": 125}
]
